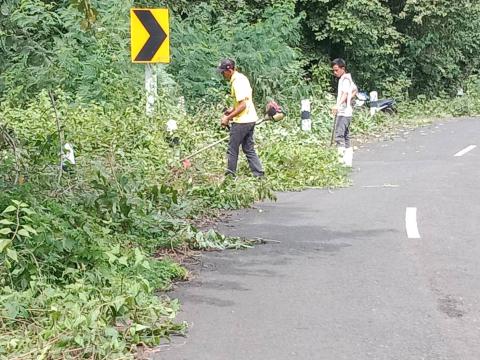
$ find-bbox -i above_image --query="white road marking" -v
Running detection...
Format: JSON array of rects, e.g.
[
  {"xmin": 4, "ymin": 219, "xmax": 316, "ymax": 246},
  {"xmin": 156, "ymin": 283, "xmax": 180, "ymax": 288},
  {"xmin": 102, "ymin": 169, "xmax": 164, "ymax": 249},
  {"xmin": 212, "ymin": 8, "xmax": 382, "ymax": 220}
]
[
  {"xmin": 406, "ymin": 207, "xmax": 421, "ymax": 239},
  {"xmin": 362, "ymin": 184, "xmax": 399, "ymax": 188},
  {"xmin": 454, "ymin": 145, "xmax": 477, "ymax": 157}
]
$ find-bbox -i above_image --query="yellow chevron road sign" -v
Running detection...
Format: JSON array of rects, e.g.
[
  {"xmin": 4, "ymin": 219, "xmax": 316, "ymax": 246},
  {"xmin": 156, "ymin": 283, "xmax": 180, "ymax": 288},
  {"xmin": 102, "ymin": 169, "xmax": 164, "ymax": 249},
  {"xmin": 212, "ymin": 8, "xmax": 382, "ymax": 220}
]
[{"xmin": 130, "ymin": 8, "xmax": 170, "ymax": 63}]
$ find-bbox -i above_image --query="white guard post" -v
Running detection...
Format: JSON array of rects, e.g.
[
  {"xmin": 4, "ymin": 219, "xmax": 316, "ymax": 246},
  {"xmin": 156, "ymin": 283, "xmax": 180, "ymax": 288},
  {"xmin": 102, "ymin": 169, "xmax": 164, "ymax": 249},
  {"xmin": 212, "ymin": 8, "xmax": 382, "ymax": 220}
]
[
  {"xmin": 145, "ymin": 64, "xmax": 158, "ymax": 116},
  {"xmin": 301, "ymin": 99, "xmax": 311, "ymax": 131},
  {"xmin": 63, "ymin": 143, "xmax": 75, "ymax": 165},
  {"xmin": 369, "ymin": 91, "xmax": 378, "ymax": 116},
  {"xmin": 166, "ymin": 119, "xmax": 177, "ymax": 133}
]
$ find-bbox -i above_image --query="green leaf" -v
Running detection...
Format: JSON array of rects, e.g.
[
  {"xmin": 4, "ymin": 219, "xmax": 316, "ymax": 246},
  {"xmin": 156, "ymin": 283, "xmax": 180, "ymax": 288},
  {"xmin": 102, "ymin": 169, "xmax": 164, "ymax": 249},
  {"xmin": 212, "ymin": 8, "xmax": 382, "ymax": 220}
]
[
  {"xmin": 133, "ymin": 324, "xmax": 150, "ymax": 332},
  {"xmin": 17, "ymin": 229, "xmax": 31, "ymax": 238},
  {"xmin": 21, "ymin": 208, "xmax": 35, "ymax": 215},
  {"xmin": 11, "ymin": 267, "xmax": 23, "ymax": 276},
  {"xmin": 106, "ymin": 251, "xmax": 117, "ymax": 264},
  {"xmin": 105, "ymin": 327, "xmax": 119, "ymax": 338},
  {"xmin": 6, "ymin": 248, "xmax": 18, "ymax": 261},
  {"xmin": 0, "ymin": 228, "xmax": 12, "ymax": 235},
  {"xmin": 0, "ymin": 219, "xmax": 14, "ymax": 225},
  {"xmin": 113, "ymin": 296, "xmax": 125, "ymax": 312},
  {"xmin": 0, "ymin": 238, "xmax": 12, "ymax": 252},
  {"xmin": 1, "ymin": 3, "xmax": 11, "ymax": 17},
  {"xmin": 74, "ymin": 335, "xmax": 85, "ymax": 347},
  {"xmin": 5, "ymin": 302, "xmax": 19, "ymax": 319},
  {"xmin": 134, "ymin": 247, "xmax": 144, "ymax": 266},
  {"xmin": 22, "ymin": 224, "xmax": 38, "ymax": 235},
  {"xmin": 110, "ymin": 244, "xmax": 120, "ymax": 255},
  {"xmin": 2, "ymin": 205, "xmax": 16, "ymax": 214}
]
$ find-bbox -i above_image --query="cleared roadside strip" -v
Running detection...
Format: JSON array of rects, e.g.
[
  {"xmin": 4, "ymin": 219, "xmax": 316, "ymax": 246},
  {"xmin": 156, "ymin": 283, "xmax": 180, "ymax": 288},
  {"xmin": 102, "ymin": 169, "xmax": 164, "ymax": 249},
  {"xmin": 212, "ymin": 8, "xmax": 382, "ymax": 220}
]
[
  {"xmin": 454, "ymin": 145, "xmax": 477, "ymax": 157},
  {"xmin": 405, "ymin": 207, "xmax": 421, "ymax": 239}
]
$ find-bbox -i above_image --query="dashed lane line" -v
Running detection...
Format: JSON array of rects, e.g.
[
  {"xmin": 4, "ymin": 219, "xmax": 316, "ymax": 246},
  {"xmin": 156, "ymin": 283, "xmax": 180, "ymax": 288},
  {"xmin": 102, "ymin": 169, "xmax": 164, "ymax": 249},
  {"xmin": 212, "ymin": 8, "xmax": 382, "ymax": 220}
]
[
  {"xmin": 406, "ymin": 207, "xmax": 421, "ymax": 239},
  {"xmin": 454, "ymin": 145, "xmax": 477, "ymax": 157}
]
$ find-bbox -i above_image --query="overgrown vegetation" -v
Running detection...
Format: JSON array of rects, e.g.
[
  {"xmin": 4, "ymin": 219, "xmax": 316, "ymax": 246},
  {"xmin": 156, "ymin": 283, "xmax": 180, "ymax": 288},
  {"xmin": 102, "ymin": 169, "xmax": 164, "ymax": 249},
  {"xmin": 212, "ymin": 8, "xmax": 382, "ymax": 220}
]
[{"xmin": 1, "ymin": 0, "xmax": 480, "ymax": 358}]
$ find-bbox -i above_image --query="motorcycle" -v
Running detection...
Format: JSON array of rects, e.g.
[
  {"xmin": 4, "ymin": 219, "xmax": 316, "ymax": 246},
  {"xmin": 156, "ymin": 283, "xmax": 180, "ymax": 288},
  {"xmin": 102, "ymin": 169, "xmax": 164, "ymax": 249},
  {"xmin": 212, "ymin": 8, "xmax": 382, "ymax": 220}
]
[{"xmin": 355, "ymin": 91, "xmax": 396, "ymax": 115}]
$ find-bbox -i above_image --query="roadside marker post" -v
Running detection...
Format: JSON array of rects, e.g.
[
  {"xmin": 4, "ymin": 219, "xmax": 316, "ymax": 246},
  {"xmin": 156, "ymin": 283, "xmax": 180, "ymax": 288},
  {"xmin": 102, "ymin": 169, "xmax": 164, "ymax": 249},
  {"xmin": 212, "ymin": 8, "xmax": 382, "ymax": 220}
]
[
  {"xmin": 301, "ymin": 99, "xmax": 312, "ymax": 131},
  {"xmin": 130, "ymin": 8, "xmax": 170, "ymax": 116}
]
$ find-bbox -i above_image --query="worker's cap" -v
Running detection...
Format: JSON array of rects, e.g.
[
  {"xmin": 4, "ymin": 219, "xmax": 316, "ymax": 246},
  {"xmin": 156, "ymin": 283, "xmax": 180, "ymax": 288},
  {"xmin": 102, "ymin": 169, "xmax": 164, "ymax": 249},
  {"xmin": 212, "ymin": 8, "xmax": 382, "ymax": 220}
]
[{"xmin": 217, "ymin": 58, "xmax": 235, "ymax": 73}]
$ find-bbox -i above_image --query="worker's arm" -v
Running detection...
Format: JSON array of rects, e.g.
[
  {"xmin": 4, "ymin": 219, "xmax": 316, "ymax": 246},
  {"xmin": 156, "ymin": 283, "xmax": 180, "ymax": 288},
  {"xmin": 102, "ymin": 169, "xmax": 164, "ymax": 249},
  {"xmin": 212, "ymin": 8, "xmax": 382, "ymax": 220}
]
[
  {"xmin": 351, "ymin": 88, "xmax": 358, "ymax": 100},
  {"xmin": 221, "ymin": 100, "xmax": 246, "ymax": 127},
  {"xmin": 337, "ymin": 91, "xmax": 348, "ymax": 106}
]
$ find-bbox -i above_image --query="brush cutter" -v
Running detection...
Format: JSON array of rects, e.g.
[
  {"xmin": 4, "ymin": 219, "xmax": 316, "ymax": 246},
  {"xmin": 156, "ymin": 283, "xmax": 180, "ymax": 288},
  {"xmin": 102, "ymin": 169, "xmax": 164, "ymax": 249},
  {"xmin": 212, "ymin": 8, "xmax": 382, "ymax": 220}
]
[{"xmin": 180, "ymin": 101, "xmax": 285, "ymax": 168}]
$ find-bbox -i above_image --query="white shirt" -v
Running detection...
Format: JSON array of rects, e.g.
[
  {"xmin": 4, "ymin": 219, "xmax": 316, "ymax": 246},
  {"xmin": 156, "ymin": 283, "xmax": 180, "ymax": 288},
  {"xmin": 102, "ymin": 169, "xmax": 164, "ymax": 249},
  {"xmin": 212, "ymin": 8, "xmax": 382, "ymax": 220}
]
[{"xmin": 337, "ymin": 73, "xmax": 357, "ymax": 117}]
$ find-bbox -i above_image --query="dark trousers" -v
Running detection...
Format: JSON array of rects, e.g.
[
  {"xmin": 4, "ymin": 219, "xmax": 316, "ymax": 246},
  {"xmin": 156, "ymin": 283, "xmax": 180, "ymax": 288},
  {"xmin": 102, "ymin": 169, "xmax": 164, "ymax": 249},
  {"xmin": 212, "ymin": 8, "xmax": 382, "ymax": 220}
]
[
  {"xmin": 335, "ymin": 115, "xmax": 352, "ymax": 148},
  {"xmin": 226, "ymin": 122, "xmax": 264, "ymax": 177}
]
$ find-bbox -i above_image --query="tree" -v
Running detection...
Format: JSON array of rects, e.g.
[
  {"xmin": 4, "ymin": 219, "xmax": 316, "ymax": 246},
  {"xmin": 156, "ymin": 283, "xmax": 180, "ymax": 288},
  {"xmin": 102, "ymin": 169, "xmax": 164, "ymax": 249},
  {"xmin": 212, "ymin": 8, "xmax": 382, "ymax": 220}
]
[{"xmin": 396, "ymin": 0, "xmax": 480, "ymax": 95}]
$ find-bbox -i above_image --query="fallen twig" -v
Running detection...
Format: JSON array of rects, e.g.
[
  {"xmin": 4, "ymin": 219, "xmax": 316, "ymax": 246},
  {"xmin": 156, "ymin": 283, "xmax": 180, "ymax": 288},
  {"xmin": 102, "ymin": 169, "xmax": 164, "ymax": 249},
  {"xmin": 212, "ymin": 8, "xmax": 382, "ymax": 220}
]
[{"xmin": 252, "ymin": 237, "xmax": 281, "ymax": 244}]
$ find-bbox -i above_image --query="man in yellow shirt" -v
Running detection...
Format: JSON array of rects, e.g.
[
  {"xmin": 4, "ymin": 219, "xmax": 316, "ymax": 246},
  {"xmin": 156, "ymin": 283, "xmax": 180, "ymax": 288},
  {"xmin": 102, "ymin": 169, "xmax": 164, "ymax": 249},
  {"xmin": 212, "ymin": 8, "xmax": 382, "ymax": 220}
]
[{"xmin": 218, "ymin": 59, "xmax": 264, "ymax": 177}]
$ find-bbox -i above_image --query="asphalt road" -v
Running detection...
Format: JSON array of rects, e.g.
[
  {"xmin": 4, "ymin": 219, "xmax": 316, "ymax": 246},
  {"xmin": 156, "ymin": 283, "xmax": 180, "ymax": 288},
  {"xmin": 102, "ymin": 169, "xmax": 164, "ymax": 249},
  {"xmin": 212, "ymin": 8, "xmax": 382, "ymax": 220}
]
[{"xmin": 157, "ymin": 117, "xmax": 480, "ymax": 360}]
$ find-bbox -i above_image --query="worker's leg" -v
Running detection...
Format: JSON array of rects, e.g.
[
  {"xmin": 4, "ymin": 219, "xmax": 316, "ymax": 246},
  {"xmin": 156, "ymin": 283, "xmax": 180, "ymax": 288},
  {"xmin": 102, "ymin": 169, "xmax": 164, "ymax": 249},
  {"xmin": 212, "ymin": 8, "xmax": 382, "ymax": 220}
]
[
  {"xmin": 335, "ymin": 116, "xmax": 349, "ymax": 147},
  {"xmin": 241, "ymin": 123, "xmax": 264, "ymax": 177},
  {"xmin": 226, "ymin": 123, "xmax": 245, "ymax": 176},
  {"xmin": 335, "ymin": 116, "xmax": 347, "ymax": 162},
  {"xmin": 343, "ymin": 116, "xmax": 353, "ymax": 167},
  {"xmin": 344, "ymin": 116, "xmax": 352, "ymax": 148}
]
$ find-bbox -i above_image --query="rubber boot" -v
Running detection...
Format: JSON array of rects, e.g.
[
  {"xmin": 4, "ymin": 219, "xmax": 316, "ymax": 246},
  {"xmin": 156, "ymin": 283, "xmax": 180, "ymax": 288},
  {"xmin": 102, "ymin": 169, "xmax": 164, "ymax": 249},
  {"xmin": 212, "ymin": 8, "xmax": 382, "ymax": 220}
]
[
  {"xmin": 337, "ymin": 146, "xmax": 345, "ymax": 165},
  {"xmin": 343, "ymin": 147, "xmax": 353, "ymax": 167}
]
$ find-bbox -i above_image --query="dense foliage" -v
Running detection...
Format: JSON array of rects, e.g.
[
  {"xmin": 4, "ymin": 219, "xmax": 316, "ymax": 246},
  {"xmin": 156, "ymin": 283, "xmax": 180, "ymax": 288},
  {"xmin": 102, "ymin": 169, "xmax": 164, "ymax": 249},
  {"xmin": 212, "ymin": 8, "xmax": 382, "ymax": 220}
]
[
  {"xmin": 167, "ymin": 0, "xmax": 480, "ymax": 99},
  {"xmin": 1, "ymin": 0, "xmax": 480, "ymax": 358},
  {"xmin": 2, "ymin": 0, "xmax": 480, "ymax": 103}
]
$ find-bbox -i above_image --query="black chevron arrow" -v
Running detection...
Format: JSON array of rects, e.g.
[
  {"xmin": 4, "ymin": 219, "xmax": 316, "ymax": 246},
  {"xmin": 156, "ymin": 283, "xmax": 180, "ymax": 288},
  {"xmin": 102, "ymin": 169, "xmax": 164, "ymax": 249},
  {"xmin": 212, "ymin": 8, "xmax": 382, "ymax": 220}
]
[{"xmin": 134, "ymin": 9, "xmax": 167, "ymax": 62}]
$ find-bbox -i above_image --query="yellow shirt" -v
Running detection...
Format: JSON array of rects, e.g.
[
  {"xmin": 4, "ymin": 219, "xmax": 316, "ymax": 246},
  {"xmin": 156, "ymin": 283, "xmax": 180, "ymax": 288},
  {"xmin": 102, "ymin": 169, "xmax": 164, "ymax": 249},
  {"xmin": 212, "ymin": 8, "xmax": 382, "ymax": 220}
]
[{"xmin": 230, "ymin": 71, "xmax": 258, "ymax": 123}]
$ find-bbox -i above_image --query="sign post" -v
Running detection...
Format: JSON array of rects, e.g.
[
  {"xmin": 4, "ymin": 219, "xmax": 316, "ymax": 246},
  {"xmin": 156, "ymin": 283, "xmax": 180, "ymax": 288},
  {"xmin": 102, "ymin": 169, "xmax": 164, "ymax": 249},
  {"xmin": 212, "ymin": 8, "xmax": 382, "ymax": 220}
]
[
  {"xmin": 144, "ymin": 64, "xmax": 157, "ymax": 116},
  {"xmin": 130, "ymin": 8, "xmax": 170, "ymax": 116}
]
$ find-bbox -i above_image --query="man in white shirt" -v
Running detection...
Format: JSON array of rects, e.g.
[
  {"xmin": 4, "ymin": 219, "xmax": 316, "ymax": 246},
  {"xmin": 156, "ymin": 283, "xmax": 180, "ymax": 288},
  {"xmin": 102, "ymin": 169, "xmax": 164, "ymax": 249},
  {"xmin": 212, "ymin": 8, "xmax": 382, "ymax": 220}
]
[
  {"xmin": 218, "ymin": 59, "xmax": 264, "ymax": 177},
  {"xmin": 332, "ymin": 58, "xmax": 357, "ymax": 167}
]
